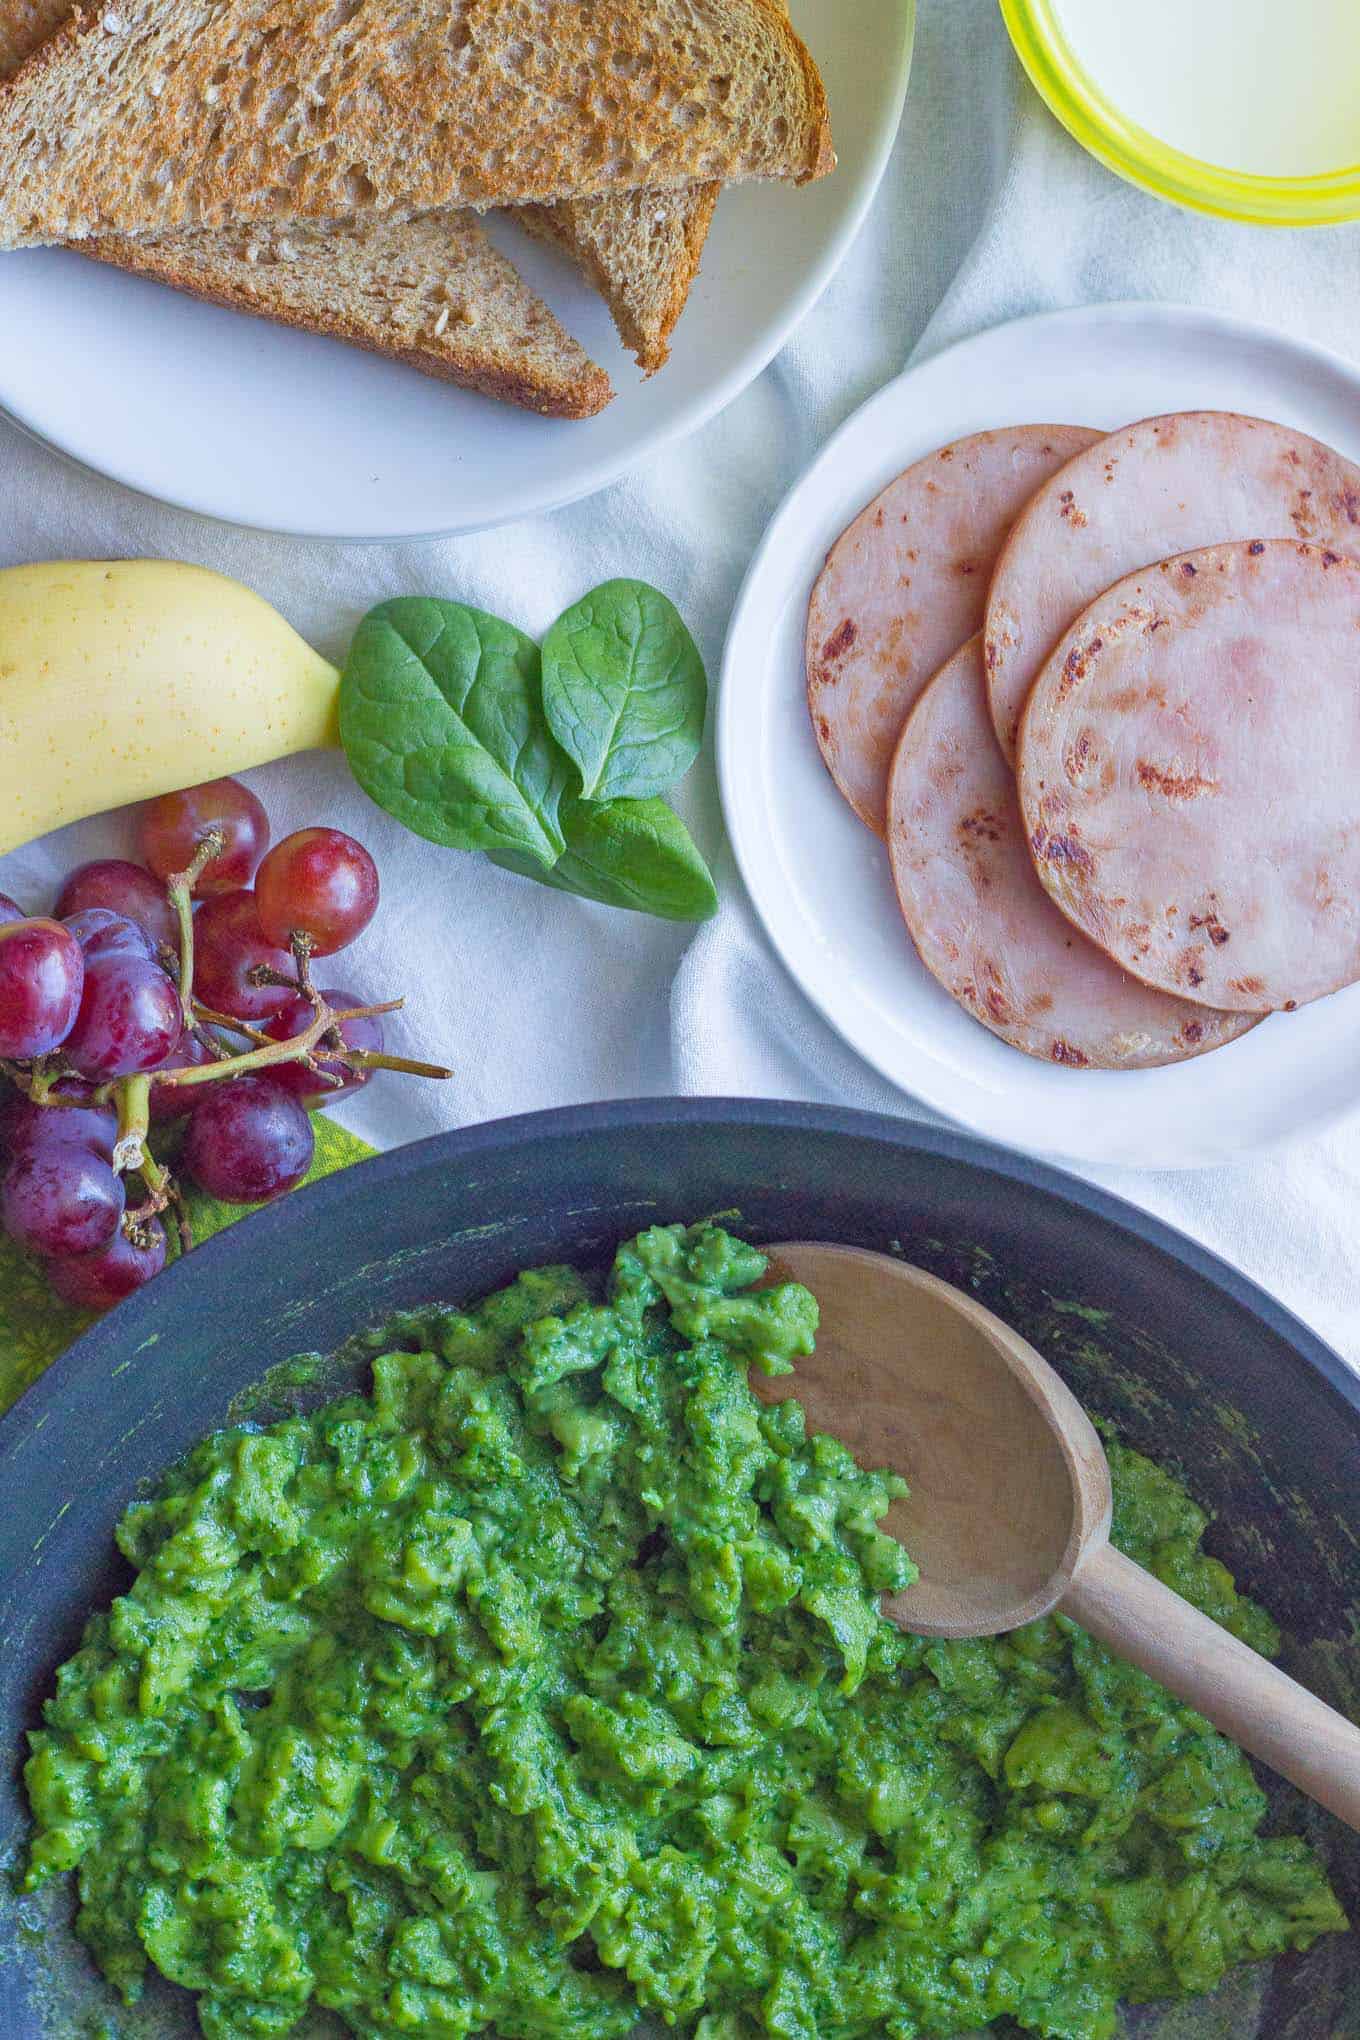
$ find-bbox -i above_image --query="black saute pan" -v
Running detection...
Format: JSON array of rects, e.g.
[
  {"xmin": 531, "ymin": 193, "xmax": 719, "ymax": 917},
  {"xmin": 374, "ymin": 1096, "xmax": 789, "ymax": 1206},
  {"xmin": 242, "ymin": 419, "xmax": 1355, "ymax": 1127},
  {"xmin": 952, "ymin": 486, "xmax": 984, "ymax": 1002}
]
[{"xmin": 1, "ymin": 1100, "xmax": 1356, "ymax": 2036}]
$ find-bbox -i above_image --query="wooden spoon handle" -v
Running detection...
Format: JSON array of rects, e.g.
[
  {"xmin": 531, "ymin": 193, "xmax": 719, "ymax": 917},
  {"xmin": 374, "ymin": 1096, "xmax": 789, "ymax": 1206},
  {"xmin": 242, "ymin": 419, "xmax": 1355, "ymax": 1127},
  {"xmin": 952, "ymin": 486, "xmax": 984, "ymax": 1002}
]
[{"xmin": 1060, "ymin": 1544, "xmax": 1360, "ymax": 1830}]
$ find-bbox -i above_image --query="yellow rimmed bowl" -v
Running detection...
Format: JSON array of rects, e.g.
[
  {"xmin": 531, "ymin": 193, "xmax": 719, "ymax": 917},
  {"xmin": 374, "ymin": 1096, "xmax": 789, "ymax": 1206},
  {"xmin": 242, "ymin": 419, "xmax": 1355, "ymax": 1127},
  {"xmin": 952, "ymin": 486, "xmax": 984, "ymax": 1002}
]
[{"xmin": 1000, "ymin": 0, "xmax": 1360, "ymax": 227}]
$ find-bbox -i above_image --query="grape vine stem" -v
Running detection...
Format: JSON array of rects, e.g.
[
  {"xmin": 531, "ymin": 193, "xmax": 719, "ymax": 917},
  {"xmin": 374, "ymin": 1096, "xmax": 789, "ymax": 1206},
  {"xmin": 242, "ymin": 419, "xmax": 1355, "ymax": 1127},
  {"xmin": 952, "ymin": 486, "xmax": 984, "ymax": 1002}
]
[
  {"xmin": 113, "ymin": 1073, "xmax": 151, "ymax": 1174},
  {"xmin": 125, "ymin": 1147, "xmax": 192, "ymax": 1258},
  {"xmin": 193, "ymin": 998, "xmax": 449, "ymax": 1085},
  {"xmin": 166, "ymin": 828, "xmax": 225, "ymax": 1028},
  {"xmin": 159, "ymin": 995, "xmax": 434, "ymax": 1091}
]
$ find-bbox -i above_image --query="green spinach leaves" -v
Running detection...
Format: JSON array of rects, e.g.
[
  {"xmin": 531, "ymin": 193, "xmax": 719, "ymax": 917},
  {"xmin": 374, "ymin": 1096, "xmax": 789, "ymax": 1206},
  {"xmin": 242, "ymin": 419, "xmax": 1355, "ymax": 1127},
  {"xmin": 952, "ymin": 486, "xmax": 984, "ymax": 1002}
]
[
  {"xmin": 490, "ymin": 797, "xmax": 718, "ymax": 922},
  {"xmin": 541, "ymin": 580, "xmax": 706, "ymax": 802},
  {"xmin": 341, "ymin": 583, "xmax": 716, "ymax": 922},
  {"xmin": 341, "ymin": 599, "xmax": 569, "ymax": 867}
]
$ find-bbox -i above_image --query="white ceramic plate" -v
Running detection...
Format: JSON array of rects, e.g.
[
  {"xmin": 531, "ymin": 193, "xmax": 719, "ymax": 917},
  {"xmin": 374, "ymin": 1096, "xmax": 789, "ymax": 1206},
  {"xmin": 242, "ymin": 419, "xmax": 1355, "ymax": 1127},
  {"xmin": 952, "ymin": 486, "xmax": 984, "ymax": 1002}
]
[
  {"xmin": 718, "ymin": 301, "xmax": 1360, "ymax": 1171},
  {"xmin": 0, "ymin": 0, "xmax": 913, "ymax": 540}
]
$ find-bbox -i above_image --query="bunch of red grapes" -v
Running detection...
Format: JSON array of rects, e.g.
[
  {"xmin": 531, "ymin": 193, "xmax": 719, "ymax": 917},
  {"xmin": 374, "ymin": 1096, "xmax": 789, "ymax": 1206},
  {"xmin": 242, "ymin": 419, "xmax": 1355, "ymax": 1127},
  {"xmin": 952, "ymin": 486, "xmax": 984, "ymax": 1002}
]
[{"xmin": 0, "ymin": 777, "xmax": 431, "ymax": 1313}]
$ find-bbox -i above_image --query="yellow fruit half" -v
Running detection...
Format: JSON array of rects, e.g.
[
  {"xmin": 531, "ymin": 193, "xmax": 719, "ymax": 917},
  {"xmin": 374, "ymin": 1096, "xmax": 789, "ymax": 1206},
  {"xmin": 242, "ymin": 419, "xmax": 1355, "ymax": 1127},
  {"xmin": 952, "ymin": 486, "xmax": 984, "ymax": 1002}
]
[{"xmin": 0, "ymin": 559, "xmax": 340, "ymax": 858}]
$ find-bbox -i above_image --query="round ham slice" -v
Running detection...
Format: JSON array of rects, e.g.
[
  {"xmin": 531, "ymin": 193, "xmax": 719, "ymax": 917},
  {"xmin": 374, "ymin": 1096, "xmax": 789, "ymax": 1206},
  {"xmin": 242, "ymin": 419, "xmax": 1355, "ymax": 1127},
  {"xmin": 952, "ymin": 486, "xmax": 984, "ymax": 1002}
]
[
  {"xmin": 1018, "ymin": 540, "xmax": 1360, "ymax": 1014},
  {"xmin": 807, "ymin": 424, "xmax": 1101, "ymax": 835},
  {"xmin": 887, "ymin": 637, "xmax": 1255, "ymax": 1068},
  {"xmin": 985, "ymin": 410, "xmax": 1360, "ymax": 761}
]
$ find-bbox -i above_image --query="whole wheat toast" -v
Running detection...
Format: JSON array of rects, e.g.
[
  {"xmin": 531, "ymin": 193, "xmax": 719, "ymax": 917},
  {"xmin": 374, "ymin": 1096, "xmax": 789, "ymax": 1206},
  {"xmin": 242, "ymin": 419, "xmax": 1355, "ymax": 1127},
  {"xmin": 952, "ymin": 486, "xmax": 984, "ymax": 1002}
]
[
  {"xmin": 0, "ymin": 0, "xmax": 613, "ymax": 415},
  {"xmin": 0, "ymin": 0, "xmax": 832, "ymax": 251},
  {"xmin": 0, "ymin": 0, "xmax": 815, "ymax": 395},
  {"xmin": 516, "ymin": 185, "xmax": 719, "ymax": 376},
  {"xmin": 519, "ymin": 0, "xmax": 792, "ymax": 373},
  {"xmin": 0, "ymin": 0, "xmax": 688, "ymax": 384},
  {"xmin": 91, "ymin": 213, "xmax": 615, "ymax": 415}
]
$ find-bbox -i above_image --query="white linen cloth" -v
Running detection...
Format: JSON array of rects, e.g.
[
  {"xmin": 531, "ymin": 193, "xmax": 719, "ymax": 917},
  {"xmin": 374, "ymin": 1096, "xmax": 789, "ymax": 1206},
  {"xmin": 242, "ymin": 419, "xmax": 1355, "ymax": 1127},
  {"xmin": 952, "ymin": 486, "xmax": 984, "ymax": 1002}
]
[{"xmin": 2, "ymin": 0, "xmax": 1358, "ymax": 1365}]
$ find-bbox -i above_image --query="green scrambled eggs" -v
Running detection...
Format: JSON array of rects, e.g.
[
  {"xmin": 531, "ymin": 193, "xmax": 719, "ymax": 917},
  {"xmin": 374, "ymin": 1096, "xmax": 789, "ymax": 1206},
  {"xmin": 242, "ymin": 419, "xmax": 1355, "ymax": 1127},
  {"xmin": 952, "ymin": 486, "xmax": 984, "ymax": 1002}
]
[{"xmin": 24, "ymin": 1224, "xmax": 1346, "ymax": 2039}]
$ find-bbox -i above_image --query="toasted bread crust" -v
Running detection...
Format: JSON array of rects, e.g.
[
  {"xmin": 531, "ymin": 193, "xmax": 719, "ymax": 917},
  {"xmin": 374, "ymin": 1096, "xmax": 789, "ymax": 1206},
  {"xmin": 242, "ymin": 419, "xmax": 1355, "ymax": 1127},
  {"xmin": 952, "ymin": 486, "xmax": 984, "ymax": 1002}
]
[
  {"xmin": 644, "ymin": 183, "xmax": 721, "ymax": 372},
  {"xmin": 787, "ymin": 21, "xmax": 836, "ymax": 183},
  {"xmin": 0, "ymin": 0, "xmax": 834, "ymax": 249},
  {"xmin": 516, "ymin": 0, "xmax": 799, "ymax": 371},
  {"xmin": 84, "ymin": 224, "xmax": 614, "ymax": 420},
  {"xmin": 0, "ymin": 0, "xmax": 73, "ymax": 75},
  {"xmin": 517, "ymin": 182, "xmax": 721, "ymax": 375},
  {"xmin": 0, "ymin": 0, "xmax": 821, "ymax": 408}
]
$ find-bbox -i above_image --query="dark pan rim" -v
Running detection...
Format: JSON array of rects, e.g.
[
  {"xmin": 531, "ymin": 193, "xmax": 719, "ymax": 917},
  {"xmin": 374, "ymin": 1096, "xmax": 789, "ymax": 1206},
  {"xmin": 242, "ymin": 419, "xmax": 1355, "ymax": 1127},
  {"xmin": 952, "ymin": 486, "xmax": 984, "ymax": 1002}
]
[{"xmin": 3, "ymin": 1097, "xmax": 1357, "ymax": 1458}]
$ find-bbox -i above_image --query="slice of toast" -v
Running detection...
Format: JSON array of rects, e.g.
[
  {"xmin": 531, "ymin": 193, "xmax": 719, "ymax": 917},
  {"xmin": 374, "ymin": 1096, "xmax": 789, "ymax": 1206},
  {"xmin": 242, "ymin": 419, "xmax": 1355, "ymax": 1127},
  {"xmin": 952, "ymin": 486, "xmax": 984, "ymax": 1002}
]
[
  {"xmin": 89, "ymin": 214, "xmax": 615, "ymax": 416},
  {"xmin": 0, "ymin": 0, "xmax": 612, "ymax": 416},
  {"xmin": 0, "ymin": 0, "xmax": 707, "ymax": 382},
  {"xmin": 517, "ymin": 0, "xmax": 792, "ymax": 374},
  {"xmin": 1, "ymin": 0, "xmax": 801, "ymax": 384},
  {"xmin": 517, "ymin": 185, "xmax": 719, "ymax": 378},
  {"xmin": 0, "ymin": 0, "xmax": 833, "ymax": 250}
]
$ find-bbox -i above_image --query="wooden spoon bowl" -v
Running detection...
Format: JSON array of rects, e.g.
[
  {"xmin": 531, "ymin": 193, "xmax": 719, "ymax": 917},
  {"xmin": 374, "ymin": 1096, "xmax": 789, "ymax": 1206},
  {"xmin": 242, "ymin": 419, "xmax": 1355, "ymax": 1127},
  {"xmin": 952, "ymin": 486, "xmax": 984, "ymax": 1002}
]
[
  {"xmin": 758, "ymin": 1243, "xmax": 1110, "ymax": 1636},
  {"xmin": 758, "ymin": 1241, "xmax": 1360, "ymax": 1830}
]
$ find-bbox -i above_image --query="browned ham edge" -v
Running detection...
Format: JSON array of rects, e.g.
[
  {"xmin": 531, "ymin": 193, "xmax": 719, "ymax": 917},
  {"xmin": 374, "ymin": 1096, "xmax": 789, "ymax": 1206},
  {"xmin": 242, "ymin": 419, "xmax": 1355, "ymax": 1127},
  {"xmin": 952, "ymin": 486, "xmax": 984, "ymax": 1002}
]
[
  {"xmin": 1018, "ymin": 541, "xmax": 1360, "ymax": 1013},
  {"xmin": 887, "ymin": 636, "xmax": 1256, "ymax": 1068},
  {"xmin": 807, "ymin": 424, "xmax": 1101, "ymax": 836}
]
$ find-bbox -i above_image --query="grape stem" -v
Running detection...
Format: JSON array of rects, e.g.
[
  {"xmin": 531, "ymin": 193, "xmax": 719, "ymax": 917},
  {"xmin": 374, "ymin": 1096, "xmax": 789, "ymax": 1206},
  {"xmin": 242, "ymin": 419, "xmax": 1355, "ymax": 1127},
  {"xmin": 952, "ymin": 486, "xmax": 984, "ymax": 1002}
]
[
  {"xmin": 344, "ymin": 1049, "xmax": 455, "ymax": 1080},
  {"xmin": 194, "ymin": 997, "xmax": 449, "ymax": 1090},
  {"xmin": 290, "ymin": 930, "xmax": 320, "ymax": 1008},
  {"xmin": 24, "ymin": 1064, "xmax": 61, "ymax": 1106},
  {"xmin": 0, "ymin": 1063, "xmax": 87, "ymax": 1107},
  {"xmin": 125, "ymin": 1147, "xmax": 192, "ymax": 1258},
  {"xmin": 286, "ymin": 932, "xmax": 346, "ymax": 1065},
  {"xmin": 156, "ymin": 993, "xmax": 437, "ymax": 1091},
  {"xmin": 112, "ymin": 1074, "xmax": 151, "ymax": 1174},
  {"xmin": 191, "ymin": 1006, "xmax": 275, "ymax": 1046},
  {"xmin": 190, "ymin": 1019, "xmax": 234, "ymax": 1062},
  {"xmin": 166, "ymin": 828, "xmax": 225, "ymax": 1028}
]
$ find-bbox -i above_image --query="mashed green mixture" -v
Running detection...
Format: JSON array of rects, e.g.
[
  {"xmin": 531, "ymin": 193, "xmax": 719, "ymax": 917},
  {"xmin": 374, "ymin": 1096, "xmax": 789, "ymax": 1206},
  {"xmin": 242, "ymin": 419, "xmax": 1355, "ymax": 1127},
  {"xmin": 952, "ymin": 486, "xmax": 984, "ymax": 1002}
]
[{"xmin": 24, "ymin": 1225, "xmax": 1346, "ymax": 2040}]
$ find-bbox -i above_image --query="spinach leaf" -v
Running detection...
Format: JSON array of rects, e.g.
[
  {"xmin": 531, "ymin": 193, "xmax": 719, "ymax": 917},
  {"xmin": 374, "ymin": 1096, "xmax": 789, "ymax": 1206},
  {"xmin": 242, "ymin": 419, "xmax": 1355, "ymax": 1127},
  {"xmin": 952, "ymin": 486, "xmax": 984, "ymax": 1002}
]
[
  {"xmin": 341, "ymin": 598, "xmax": 570, "ymax": 868},
  {"xmin": 541, "ymin": 579, "xmax": 707, "ymax": 802},
  {"xmin": 490, "ymin": 797, "xmax": 718, "ymax": 922}
]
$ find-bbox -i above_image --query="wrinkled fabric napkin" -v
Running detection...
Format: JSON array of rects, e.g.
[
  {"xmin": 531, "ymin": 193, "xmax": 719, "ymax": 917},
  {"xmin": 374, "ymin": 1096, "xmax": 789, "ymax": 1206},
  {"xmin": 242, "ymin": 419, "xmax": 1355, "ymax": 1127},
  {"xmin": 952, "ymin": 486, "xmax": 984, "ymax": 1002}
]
[{"xmin": 1, "ymin": 0, "xmax": 1358, "ymax": 1371}]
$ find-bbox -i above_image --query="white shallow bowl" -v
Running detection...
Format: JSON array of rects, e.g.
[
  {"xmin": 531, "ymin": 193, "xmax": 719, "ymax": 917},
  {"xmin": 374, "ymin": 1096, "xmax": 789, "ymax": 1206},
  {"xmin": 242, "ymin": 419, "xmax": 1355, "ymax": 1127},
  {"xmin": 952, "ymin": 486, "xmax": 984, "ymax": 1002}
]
[
  {"xmin": 0, "ymin": 0, "xmax": 914, "ymax": 540},
  {"xmin": 718, "ymin": 301, "xmax": 1360, "ymax": 1172}
]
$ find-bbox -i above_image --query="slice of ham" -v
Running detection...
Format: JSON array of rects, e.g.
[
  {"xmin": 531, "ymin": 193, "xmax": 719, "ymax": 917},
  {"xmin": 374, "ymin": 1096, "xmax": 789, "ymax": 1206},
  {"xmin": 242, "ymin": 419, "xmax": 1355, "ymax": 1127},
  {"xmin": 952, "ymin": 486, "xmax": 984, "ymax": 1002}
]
[
  {"xmin": 985, "ymin": 410, "xmax": 1360, "ymax": 762},
  {"xmin": 887, "ymin": 636, "xmax": 1255, "ymax": 1068},
  {"xmin": 1018, "ymin": 540, "xmax": 1360, "ymax": 1013},
  {"xmin": 807, "ymin": 424, "xmax": 1101, "ymax": 835}
]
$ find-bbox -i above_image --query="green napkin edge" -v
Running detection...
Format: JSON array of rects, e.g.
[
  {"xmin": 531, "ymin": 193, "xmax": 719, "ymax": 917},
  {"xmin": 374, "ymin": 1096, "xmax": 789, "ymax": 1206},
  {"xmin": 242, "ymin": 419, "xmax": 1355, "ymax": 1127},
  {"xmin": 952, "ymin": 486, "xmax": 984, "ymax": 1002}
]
[{"xmin": 0, "ymin": 1113, "xmax": 374, "ymax": 1418}]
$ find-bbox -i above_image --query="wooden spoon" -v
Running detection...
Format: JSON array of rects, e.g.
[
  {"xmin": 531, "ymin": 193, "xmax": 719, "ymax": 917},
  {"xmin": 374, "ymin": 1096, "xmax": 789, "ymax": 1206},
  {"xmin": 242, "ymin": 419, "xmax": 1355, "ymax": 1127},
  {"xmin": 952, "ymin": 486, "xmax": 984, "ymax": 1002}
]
[{"xmin": 758, "ymin": 1242, "xmax": 1360, "ymax": 1831}]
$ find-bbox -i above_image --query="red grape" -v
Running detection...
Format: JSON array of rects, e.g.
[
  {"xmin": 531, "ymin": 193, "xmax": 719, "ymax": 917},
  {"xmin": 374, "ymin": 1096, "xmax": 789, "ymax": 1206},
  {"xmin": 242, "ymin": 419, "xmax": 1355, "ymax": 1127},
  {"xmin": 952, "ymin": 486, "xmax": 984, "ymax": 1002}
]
[
  {"xmin": 255, "ymin": 829, "xmax": 379, "ymax": 957},
  {"xmin": 148, "ymin": 1030, "xmax": 216, "ymax": 1124},
  {"xmin": 192, "ymin": 891, "xmax": 295, "ymax": 1022},
  {"xmin": 262, "ymin": 988, "xmax": 384, "ymax": 1107},
  {"xmin": 55, "ymin": 860, "xmax": 177, "ymax": 952},
  {"xmin": 0, "ymin": 919, "xmax": 85, "ymax": 1059},
  {"xmin": 2, "ymin": 1139, "xmax": 125, "ymax": 1256},
  {"xmin": 63, "ymin": 908, "xmax": 158, "ymax": 966},
  {"xmin": 0, "ymin": 1089, "xmax": 115, "ymax": 1161},
  {"xmin": 182, "ymin": 1075, "xmax": 314, "ymax": 1204},
  {"xmin": 140, "ymin": 778, "xmax": 270, "ymax": 897},
  {"xmin": 64, "ymin": 957, "xmax": 182, "ymax": 1080},
  {"xmin": 0, "ymin": 893, "xmax": 25, "ymax": 926},
  {"xmin": 48, "ymin": 1217, "xmax": 167, "ymax": 1311}
]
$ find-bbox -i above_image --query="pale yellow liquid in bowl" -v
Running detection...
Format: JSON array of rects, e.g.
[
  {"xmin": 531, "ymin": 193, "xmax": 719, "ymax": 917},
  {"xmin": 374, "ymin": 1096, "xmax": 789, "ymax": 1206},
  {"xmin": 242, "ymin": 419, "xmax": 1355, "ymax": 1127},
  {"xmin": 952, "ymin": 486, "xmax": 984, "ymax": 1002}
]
[{"xmin": 1052, "ymin": 0, "xmax": 1360, "ymax": 179}]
